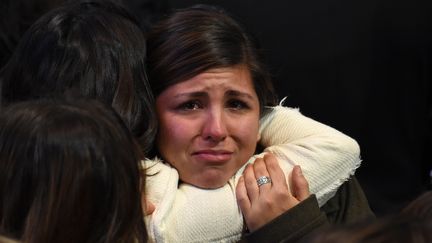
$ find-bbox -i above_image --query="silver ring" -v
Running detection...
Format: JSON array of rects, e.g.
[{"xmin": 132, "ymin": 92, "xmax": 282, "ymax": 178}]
[{"xmin": 256, "ymin": 176, "xmax": 272, "ymax": 187}]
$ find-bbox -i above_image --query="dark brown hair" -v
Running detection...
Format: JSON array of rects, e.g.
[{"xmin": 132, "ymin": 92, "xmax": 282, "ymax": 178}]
[
  {"xmin": 146, "ymin": 4, "xmax": 278, "ymax": 113},
  {"xmin": 0, "ymin": 98, "xmax": 147, "ymax": 243},
  {"xmin": 0, "ymin": 0, "xmax": 157, "ymax": 154},
  {"xmin": 401, "ymin": 191, "xmax": 432, "ymax": 220}
]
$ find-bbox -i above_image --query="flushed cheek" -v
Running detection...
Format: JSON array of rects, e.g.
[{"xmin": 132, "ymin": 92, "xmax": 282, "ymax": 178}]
[
  {"xmin": 158, "ymin": 120, "xmax": 190, "ymax": 153},
  {"xmin": 234, "ymin": 118, "xmax": 260, "ymax": 145},
  {"xmin": 162, "ymin": 121, "xmax": 189, "ymax": 140},
  {"xmin": 229, "ymin": 118, "xmax": 260, "ymax": 166}
]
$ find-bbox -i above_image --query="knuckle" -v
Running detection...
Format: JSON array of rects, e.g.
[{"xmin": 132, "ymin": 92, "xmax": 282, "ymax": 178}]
[
  {"xmin": 237, "ymin": 196, "xmax": 247, "ymax": 203},
  {"xmin": 274, "ymin": 189, "xmax": 291, "ymax": 201},
  {"xmin": 262, "ymin": 198, "xmax": 273, "ymax": 207},
  {"xmin": 253, "ymin": 158, "xmax": 263, "ymax": 168},
  {"xmin": 245, "ymin": 178, "xmax": 256, "ymax": 188}
]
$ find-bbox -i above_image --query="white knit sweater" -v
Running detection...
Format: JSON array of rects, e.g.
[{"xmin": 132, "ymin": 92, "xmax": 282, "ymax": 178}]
[{"xmin": 143, "ymin": 105, "xmax": 361, "ymax": 243}]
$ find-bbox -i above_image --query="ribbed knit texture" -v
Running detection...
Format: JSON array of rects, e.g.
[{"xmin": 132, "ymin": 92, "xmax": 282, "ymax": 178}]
[
  {"xmin": 144, "ymin": 105, "xmax": 361, "ymax": 243},
  {"xmin": 144, "ymin": 160, "xmax": 243, "ymax": 242},
  {"xmin": 256, "ymin": 106, "xmax": 361, "ymax": 206}
]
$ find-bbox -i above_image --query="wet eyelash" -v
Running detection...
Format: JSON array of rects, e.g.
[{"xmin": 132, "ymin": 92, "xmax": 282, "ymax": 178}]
[
  {"xmin": 227, "ymin": 100, "xmax": 250, "ymax": 110},
  {"xmin": 177, "ymin": 100, "xmax": 202, "ymax": 111}
]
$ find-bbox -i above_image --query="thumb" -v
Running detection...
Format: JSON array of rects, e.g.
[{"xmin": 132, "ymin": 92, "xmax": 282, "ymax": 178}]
[{"xmin": 290, "ymin": 165, "xmax": 310, "ymax": 201}]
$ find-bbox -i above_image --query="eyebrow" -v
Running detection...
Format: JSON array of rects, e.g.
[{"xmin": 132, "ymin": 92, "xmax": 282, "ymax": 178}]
[
  {"xmin": 226, "ymin": 90, "xmax": 255, "ymax": 100},
  {"xmin": 173, "ymin": 91, "xmax": 207, "ymax": 99},
  {"xmin": 173, "ymin": 90, "xmax": 255, "ymax": 100}
]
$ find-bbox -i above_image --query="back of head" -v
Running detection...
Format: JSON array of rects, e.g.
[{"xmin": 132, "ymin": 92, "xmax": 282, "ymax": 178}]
[
  {"xmin": 146, "ymin": 4, "xmax": 277, "ymax": 111},
  {"xmin": 0, "ymin": 98, "xmax": 147, "ymax": 243},
  {"xmin": 0, "ymin": 0, "xmax": 156, "ymax": 154},
  {"xmin": 0, "ymin": 0, "xmax": 67, "ymax": 68},
  {"xmin": 401, "ymin": 191, "xmax": 432, "ymax": 221}
]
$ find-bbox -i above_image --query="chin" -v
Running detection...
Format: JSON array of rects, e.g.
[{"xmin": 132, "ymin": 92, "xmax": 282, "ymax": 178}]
[
  {"xmin": 196, "ymin": 182, "xmax": 226, "ymax": 189},
  {"xmin": 186, "ymin": 175, "xmax": 230, "ymax": 189},
  {"xmin": 179, "ymin": 167, "xmax": 235, "ymax": 189}
]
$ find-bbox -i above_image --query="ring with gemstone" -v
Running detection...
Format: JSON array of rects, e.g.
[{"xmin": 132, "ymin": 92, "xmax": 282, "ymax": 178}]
[{"xmin": 256, "ymin": 176, "xmax": 272, "ymax": 187}]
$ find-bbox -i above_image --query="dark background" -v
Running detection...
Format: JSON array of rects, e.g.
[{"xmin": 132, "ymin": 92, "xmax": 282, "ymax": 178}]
[
  {"xmin": 136, "ymin": 0, "xmax": 432, "ymax": 216},
  {"xmin": 1, "ymin": 0, "xmax": 431, "ymax": 216}
]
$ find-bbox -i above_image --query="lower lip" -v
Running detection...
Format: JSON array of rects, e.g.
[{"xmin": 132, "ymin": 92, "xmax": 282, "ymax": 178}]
[{"xmin": 193, "ymin": 153, "xmax": 232, "ymax": 163}]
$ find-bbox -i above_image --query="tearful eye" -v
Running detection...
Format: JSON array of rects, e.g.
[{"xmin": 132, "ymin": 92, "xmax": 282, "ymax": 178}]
[
  {"xmin": 227, "ymin": 100, "xmax": 249, "ymax": 110},
  {"xmin": 178, "ymin": 101, "xmax": 202, "ymax": 111}
]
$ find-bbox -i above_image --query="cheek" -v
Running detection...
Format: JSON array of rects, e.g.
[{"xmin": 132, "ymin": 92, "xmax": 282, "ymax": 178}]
[
  {"xmin": 234, "ymin": 116, "xmax": 260, "ymax": 147},
  {"xmin": 156, "ymin": 118, "xmax": 182, "ymax": 168},
  {"xmin": 158, "ymin": 117, "xmax": 179, "ymax": 143},
  {"xmin": 157, "ymin": 116, "xmax": 194, "ymax": 152}
]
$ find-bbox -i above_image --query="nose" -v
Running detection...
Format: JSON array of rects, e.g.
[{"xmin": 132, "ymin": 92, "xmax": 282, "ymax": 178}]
[{"xmin": 202, "ymin": 108, "xmax": 228, "ymax": 142}]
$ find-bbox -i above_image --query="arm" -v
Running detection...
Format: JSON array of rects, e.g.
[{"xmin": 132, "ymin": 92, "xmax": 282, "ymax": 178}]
[
  {"xmin": 250, "ymin": 175, "xmax": 375, "ymax": 243},
  {"xmin": 241, "ymin": 176, "xmax": 375, "ymax": 243},
  {"xmin": 240, "ymin": 195, "xmax": 328, "ymax": 243},
  {"xmin": 320, "ymin": 176, "xmax": 375, "ymax": 224},
  {"xmin": 258, "ymin": 105, "xmax": 361, "ymax": 206},
  {"xmin": 236, "ymin": 154, "xmax": 310, "ymax": 231},
  {"xmin": 236, "ymin": 154, "xmax": 329, "ymax": 243}
]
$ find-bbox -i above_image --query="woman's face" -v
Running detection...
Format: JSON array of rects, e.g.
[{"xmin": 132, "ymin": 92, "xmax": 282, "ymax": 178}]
[{"xmin": 156, "ymin": 65, "xmax": 260, "ymax": 189}]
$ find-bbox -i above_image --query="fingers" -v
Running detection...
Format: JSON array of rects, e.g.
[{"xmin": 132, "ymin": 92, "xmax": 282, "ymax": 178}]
[
  {"xmin": 238, "ymin": 153, "xmax": 297, "ymax": 232},
  {"xmin": 263, "ymin": 153, "xmax": 288, "ymax": 191},
  {"xmin": 237, "ymin": 153, "xmax": 311, "ymax": 232},
  {"xmin": 236, "ymin": 176, "xmax": 251, "ymax": 214},
  {"xmin": 290, "ymin": 165, "xmax": 310, "ymax": 201},
  {"xmin": 253, "ymin": 157, "xmax": 272, "ymax": 191},
  {"xmin": 243, "ymin": 163, "xmax": 259, "ymax": 202}
]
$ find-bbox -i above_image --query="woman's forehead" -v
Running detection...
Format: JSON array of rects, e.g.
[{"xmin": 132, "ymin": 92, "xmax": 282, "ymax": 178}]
[{"xmin": 160, "ymin": 66, "xmax": 258, "ymax": 98}]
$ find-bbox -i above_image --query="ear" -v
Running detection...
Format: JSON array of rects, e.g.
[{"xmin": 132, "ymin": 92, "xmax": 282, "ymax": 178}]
[{"xmin": 256, "ymin": 132, "xmax": 261, "ymax": 142}]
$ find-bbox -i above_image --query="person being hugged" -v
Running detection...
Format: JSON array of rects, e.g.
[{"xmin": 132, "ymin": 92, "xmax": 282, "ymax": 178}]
[{"xmin": 144, "ymin": 4, "xmax": 374, "ymax": 242}]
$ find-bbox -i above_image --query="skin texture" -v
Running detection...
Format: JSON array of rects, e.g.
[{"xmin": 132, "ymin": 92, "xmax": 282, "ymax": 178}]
[
  {"xmin": 155, "ymin": 65, "xmax": 310, "ymax": 231},
  {"xmin": 236, "ymin": 153, "xmax": 310, "ymax": 231},
  {"xmin": 156, "ymin": 65, "xmax": 260, "ymax": 189},
  {"xmin": 142, "ymin": 196, "xmax": 155, "ymax": 215}
]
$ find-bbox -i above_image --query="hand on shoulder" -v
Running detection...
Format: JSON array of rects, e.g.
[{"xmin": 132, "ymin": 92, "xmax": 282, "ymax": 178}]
[{"xmin": 236, "ymin": 153, "xmax": 310, "ymax": 231}]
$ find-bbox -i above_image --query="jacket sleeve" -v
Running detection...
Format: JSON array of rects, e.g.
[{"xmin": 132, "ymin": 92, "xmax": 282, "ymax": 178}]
[
  {"xmin": 320, "ymin": 176, "xmax": 375, "ymax": 224},
  {"xmin": 240, "ymin": 195, "xmax": 329, "ymax": 243},
  {"xmin": 239, "ymin": 177, "xmax": 374, "ymax": 243}
]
